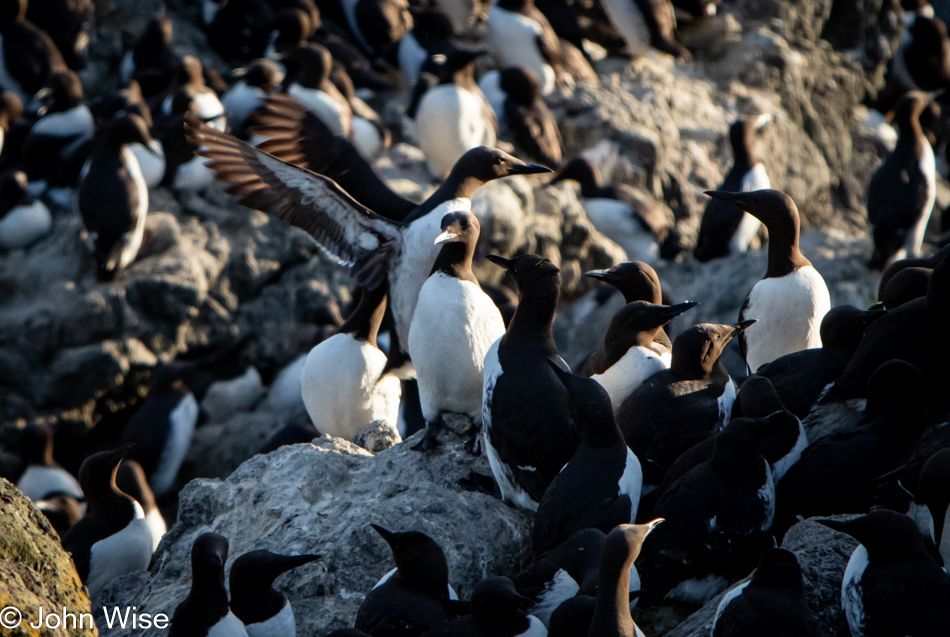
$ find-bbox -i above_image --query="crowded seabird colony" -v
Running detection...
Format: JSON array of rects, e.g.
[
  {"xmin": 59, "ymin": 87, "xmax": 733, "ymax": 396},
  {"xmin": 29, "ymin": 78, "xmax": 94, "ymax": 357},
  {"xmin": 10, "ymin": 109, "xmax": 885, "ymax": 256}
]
[{"xmin": 1, "ymin": 0, "xmax": 950, "ymax": 635}]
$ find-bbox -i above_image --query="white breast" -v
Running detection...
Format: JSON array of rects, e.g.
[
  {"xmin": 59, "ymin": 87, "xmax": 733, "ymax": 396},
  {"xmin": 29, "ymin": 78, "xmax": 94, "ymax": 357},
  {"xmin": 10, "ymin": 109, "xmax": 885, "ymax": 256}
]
[
  {"xmin": 31, "ymin": 105, "xmax": 96, "ymax": 139},
  {"xmin": 288, "ymin": 84, "xmax": 348, "ymax": 137},
  {"xmin": 841, "ymin": 545, "xmax": 868, "ymax": 637},
  {"xmin": 592, "ymin": 346, "xmax": 667, "ymax": 410},
  {"xmin": 207, "ymin": 610, "xmax": 249, "ymax": 637},
  {"xmin": 144, "ymin": 507, "xmax": 166, "ymax": 552},
  {"xmin": 223, "ymin": 82, "xmax": 265, "ymax": 130},
  {"xmin": 618, "ymin": 448, "xmax": 643, "ymax": 523},
  {"xmin": 245, "ymin": 600, "xmax": 294, "ymax": 637},
  {"xmin": 352, "ymin": 116, "xmax": 384, "ymax": 161},
  {"xmin": 201, "ymin": 366, "xmax": 264, "ymax": 423},
  {"xmin": 599, "ymin": 0, "xmax": 650, "ymax": 58},
  {"xmin": 300, "ymin": 333, "xmax": 401, "ymax": 441},
  {"xmin": 129, "ymin": 140, "xmax": 166, "ymax": 188},
  {"xmin": 0, "ymin": 201, "xmax": 52, "ymax": 250},
  {"xmin": 711, "ymin": 581, "xmax": 750, "ymax": 633},
  {"xmin": 193, "ymin": 91, "xmax": 227, "ymax": 131},
  {"xmin": 267, "ymin": 354, "xmax": 308, "ymax": 414},
  {"xmin": 150, "ymin": 393, "xmax": 198, "ymax": 497},
  {"xmin": 939, "ymin": 504, "xmax": 950, "ymax": 568},
  {"xmin": 172, "ymin": 154, "xmax": 216, "ymax": 191},
  {"xmin": 415, "ymin": 86, "xmax": 496, "ymax": 178},
  {"xmin": 717, "ymin": 377, "xmax": 737, "ymax": 426},
  {"xmin": 758, "ymin": 458, "xmax": 776, "ymax": 531},
  {"xmin": 16, "ymin": 465, "xmax": 83, "ymax": 502},
  {"xmin": 730, "ymin": 163, "xmax": 770, "ymax": 253},
  {"xmin": 119, "ymin": 147, "xmax": 149, "ymax": 271},
  {"xmin": 391, "ymin": 199, "xmax": 471, "ymax": 347},
  {"xmin": 903, "ymin": 141, "xmax": 936, "ymax": 261},
  {"xmin": 582, "ymin": 198, "xmax": 657, "ymax": 262},
  {"xmin": 770, "ymin": 417, "xmax": 808, "ymax": 483},
  {"xmin": 531, "ymin": 568, "xmax": 579, "ymax": 626},
  {"xmin": 742, "ymin": 266, "xmax": 831, "ymax": 373},
  {"xmin": 409, "ymin": 273, "xmax": 506, "ymax": 422},
  {"xmin": 519, "ymin": 615, "xmax": 548, "ymax": 637},
  {"xmin": 398, "ymin": 32, "xmax": 427, "ymax": 86},
  {"xmin": 87, "ymin": 502, "xmax": 153, "ymax": 602},
  {"xmin": 487, "ymin": 7, "xmax": 555, "ymax": 95}
]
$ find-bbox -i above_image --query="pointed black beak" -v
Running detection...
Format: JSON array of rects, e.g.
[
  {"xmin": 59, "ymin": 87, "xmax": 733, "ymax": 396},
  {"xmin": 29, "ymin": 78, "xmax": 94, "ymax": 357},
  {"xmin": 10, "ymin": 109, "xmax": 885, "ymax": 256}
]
[
  {"xmin": 486, "ymin": 254, "xmax": 513, "ymax": 269},
  {"xmin": 732, "ymin": 319, "xmax": 757, "ymax": 335},
  {"xmin": 584, "ymin": 269, "xmax": 615, "ymax": 282},
  {"xmin": 704, "ymin": 190, "xmax": 744, "ymax": 207},
  {"xmin": 662, "ymin": 301, "xmax": 699, "ymax": 319},
  {"xmin": 277, "ymin": 553, "xmax": 322, "ymax": 573},
  {"xmin": 371, "ymin": 524, "xmax": 396, "ymax": 546},
  {"xmin": 509, "ymin": 163, "xmax": 553, "ymax": 176}
]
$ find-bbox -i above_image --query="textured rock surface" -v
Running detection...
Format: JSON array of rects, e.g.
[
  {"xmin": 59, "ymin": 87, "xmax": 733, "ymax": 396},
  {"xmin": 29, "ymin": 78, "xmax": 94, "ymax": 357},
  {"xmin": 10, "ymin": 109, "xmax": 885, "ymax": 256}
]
[
  {"xmin": 0, "ymin": 479, "xmax": 93, "ymax": 637},
  {"xmin": 98, "ymin": 430, "xmax": 533, "ymax": 636}
]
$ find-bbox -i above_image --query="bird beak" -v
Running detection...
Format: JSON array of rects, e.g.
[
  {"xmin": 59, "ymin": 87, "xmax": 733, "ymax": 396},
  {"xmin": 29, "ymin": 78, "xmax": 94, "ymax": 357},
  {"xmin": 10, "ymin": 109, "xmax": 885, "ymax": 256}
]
[
  {"xmin": 486, "ymin": 254, "xmax": 513, "ymax": 269},
  {"xmin": 732, "ymin": 319, "xmax": 757, "ymax": 334},
  {"xmin": 704, "ymin": 190, "xmax": 746, "ymax": 208},
  {"xmin": 647, "ymin": 518, "xmax": 664, "ymax": 531},
  {"xmin": 584, "ymin": 268, "xmax": 614, "ymax": 282},
  {"xmin": 509, "ymin": 163, "xmax": 554, "ymax": 176},
  {"xmin": 371, "ymin": 524, "xmax": 396, "ymax": 546},
  {"xmin": 663, "ymin": 301, "xmax": 699, "ymax": 319},
  {"xmin": 209, "ymin": 552, "xmax": 224, "ymax": 567},
  {"xmin": 434, "ymin": 231, "xmax": 460, "ymax": 245}
]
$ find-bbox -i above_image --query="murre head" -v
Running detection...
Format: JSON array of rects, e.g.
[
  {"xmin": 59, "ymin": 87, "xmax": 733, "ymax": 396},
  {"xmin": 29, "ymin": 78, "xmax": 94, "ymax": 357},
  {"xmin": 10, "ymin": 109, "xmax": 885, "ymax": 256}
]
[
  {"xmin": 34, "ymin": 71, "xmax": 85, "ymax": 116},
  {"xmin": 447, "ymin": 147, "xmax": 551, "ymax": 194},
  {"xmin": 486, "ymin": 253, "xmax": 560, "ymax": 300},
  {"xmin": 893, "ymin": 91, "xmax": 936, "ymax": 136},
  {"xmin": 585, "ymin": 261, "xmax": 663, "ymax": 304},
  {"xmin": 20, "ymin": 422, "xmax": 55, "ymax": 466},
  {"xmin": 241, "ymin": 59, "xmax": 284, "ymax": 91},
  {"xmin": 470, "ymin": 576, "xmax": 535, "ymax": 626},
  {"xmin": 354, "ymin": 0, "xmax": 413, "ymax": 53},
  {"xmin": 728, "ymin": 114, "xmax": 771, "ymax": 166},
  {"xmin": 268, "ymin": 8, "xmax": 315, "ymax": 51},
  {"xmin": 819, "ymin": 304, "xmax": 887, "ymax": 352},
  {"xmin": 550, "ymin": 157, "xmax": 601, "ymax": 197},
  {"xmin": 601, "ymin": 520, "xmax": 664, "ymax": 573},
  {"xmin": 863, "ymin": 359, "xmax": 926, "ymax": 422},
  {"xmin": 439, "ymin": 47, "xmax": 484, "ymax": 83},
  {"xmin": 711, "ymin": 417, "xmax": 764, "ymax": 474},
  {"xmin": 748, "ymin": 548, "xmax": 805, "ymax": 593},
  {"xmin": 229, "ymin": 549, "xmax": 321, "ymax": 625},
  {"xmin": 432, "ymin": 211, "xmax": 480, "ymax": 277},
  {"xmin": 671, "ymin": 321, "xmax": 755, "ymax": 380},
  {"xmin": 371, "ymin": 524, "xmax": 450, "ymax": 592},
  {"xmin": 178, "ymin": 56, "xmax": 207, "ymax": 89},
  {"xmin": 737, "ymin": 375, "xmax": 785, "ymax": 417},
  {"xmin": 818, "ymin": 510, "xmax": 929, "ymax": 560},
  {"xmin": 411, "ymin": 10, "xmax": 454, "ymax": 46},
  {"xmin": 434, "ymin": 210, "xmax": 480, "ymax": 247},
  {"xmin": 78, "ymin": 444, "xmax": 135, "ymax": 512},
  {"xmin": 103, "ymin": 112, "xmax": 156, "ymax": 153},
  {"xmin": 881, "ymin": 267, "xmax": 931, "ymax": 308},
  {"xmin": 547, "ymin": 358, "xmax": 618, "ymax": 443},
  {"xmin": 499, "ymin": 67, "xmax": 540, "ymax": 105},
  {"xmin": 281, "ymin": 44, "xmax": 332, "ymax": 89},
  {"xmin": 0, "ymin": 90, "xmax": 23, "ymax": 130},
  {"xmin": 704, "ymin": 189, "xmax": 809, "ymax": 277},
  {"xmin": 191, "ymin": 531, "xmax": 230, "ymax": 585},
  {"xmin": 605, "ymin": 301, "xmax": 697, "ymax": 353}
]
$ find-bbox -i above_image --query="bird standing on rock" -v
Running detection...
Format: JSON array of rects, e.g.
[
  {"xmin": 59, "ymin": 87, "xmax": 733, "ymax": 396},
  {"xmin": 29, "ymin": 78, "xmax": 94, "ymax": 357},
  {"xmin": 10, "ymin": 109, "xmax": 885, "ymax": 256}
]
[
  {"xmin": 409, "ymin": 211, "xmax": 506, "ymax": 451},
  {"xmin": 170, "ymin": 532, "xmax": 248, "ymax": 637},
  {"xmin": 705, "ymin": 189, "xmax": 830, "ymax": 374},
  {"xmin": 229, "ymin": 549, "xmax": 322, "ymax": 637}
]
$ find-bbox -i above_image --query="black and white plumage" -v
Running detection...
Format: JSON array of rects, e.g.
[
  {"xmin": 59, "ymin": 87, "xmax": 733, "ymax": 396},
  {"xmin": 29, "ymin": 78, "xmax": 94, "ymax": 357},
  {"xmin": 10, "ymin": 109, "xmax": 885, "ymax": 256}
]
[
  {"xmin": 120, "ymin": 366, "xmax": 199, "ymax": 498},
  {"xmin": 0, "ymin": 0, "xmax": 68, "ymax": 101},
  {"xmin": 114, "ymin": 459, "xmax": 165, "ymax": 552},
  {"xmin": 190, "ymin": 118, "xmax": 549, "ymax": 354},
  {"xmin": 551, "ymin": 159, "xmax": 672, "ymax": 262},
  {"xmin": 76, "ymin": 113, "xmax": 155, "ymax": 282},
  {"xmin": 162, "ymin": 56, "xmax": 227, "ymax": 131},
  {"xmin": 599, "ymin": 0, "xmax": 689, "ymax": 59},
  {"xmin": 711, "ymin": 549, "xmax": 820, "ymax": 637},
  {"xmin": 706, "ymin": 189, "xmax": 831, "ymax": 375},
  {"xmin": 641, "ymin": 419, "xmax": 775, "ymax": 605},
  {"xmin": 14, "ymin": 423, "xmax": 82, "ymax": 502},
  {"xmin": 418, "ymin": 576, "xmax": 544, "ymax": 637},
  {"xmin": 61, "ymin": 446, "xmax": 154, "ymax": 602},
  {"xmin": 301, "ymin": 284, "xmax": 401, "ymax": 441},
  {"xmin": 752, "ymin": 305, "xmax": 885, "ymax": 420},
  {"xmin": 414, "ymin": 48, "xmax": 497, "ymax": 178},
  {"xmin": 229, "ymin": 550, "xmax": 321, "ymax": 637},
  {"xmin": 617, "ymin": 321, "xmax": 752, "ymax": 487},
  {"xmin": 819, "ymin": 510, "xmax": 950, "ymax": 637},
  {"xmin": 487, "ymin": 0, "xmax": 564, "ymax": 96},
  {"xmin": 0, "ymin": 169, "xmax": 50, "ymax": 249},
  {"xmin": 587, "ymin": 521, "xmax": 663, "ymax": 637},
  {"xmin": 397, "ymin": 10, "xmax": 454, "ymax": 87},
  {"xmin": 409, "ymin": 211, "xmax": 506, "ymax": 450},
  {"xmin": 280, "ymin": 44, "xmax": 354, "ymax": 139},
  {"xmin": 482, "ymin": 254, "xmax": 581, "ymax": 511},
  {"xmin": 356, "ymin": 525, "xmax": 460, "ymax": 636},
  {"xmin": 917, "ymin": 448, "xmax": 950, "ymax": 566},
  {"xmin": 587, "ymin": 301, "xmax": 697, "ymax": 409},
  {"xmin": 532, "ymin": 362, "xmax": 642, "ymax": 556},
  {"xmin": 867, "ymin": 92, "xmax": 937, "ymax": 271},
  {"xmin": 170, "ymin": 533, "xmax": 248, "ymax": 637},
  {"xmin": 695, "ymin": 115, "xmax": 772, "ymax": 262},
  {"xmin": 775, "ymin": 360, "xmax": 928, "ymax": 533}
]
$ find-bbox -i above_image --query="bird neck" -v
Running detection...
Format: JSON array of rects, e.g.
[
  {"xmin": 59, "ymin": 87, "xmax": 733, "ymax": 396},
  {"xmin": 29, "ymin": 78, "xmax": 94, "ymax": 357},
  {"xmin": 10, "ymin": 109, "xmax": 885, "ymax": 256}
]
[
  {"xmin": 449, "ymin": 64, "xmax": 478, "ymax": 92},
  {"xmin": 764, "ymin": 217, "xmax": 809, "ymax": 278},
  {"xmin": 337, "ymin": 286, "xmax": 387, "ymax": 348},
  {"xmin": 435, "ymin": 173, "xmax": 482, "ymax": 204},
  {"xmin": 431, "ymin": 241, "xmax": 478, "ymax": 284},
  {"xmin": 507, "ymin": 286, "xmax": 558, "ymax": 348},
  {"xmin": 590, "ymin": 554, "xmax": 635, "ymax": 636}
]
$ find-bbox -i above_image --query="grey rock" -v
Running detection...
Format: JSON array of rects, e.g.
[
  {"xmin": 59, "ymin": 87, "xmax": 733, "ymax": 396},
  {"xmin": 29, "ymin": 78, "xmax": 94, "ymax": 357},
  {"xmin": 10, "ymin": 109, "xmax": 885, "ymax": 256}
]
[
  {"xmin": 99, "ymin": 430, "xmax": 533, "ymax": 636},
  {"xmin": 353, "ymin": 420, "xmax": 402, "ymax": 453}
]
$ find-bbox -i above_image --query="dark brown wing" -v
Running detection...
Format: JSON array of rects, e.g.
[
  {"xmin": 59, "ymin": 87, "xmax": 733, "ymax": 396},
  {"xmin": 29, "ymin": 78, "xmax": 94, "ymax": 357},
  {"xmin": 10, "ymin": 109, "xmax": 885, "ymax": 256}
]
[
  {"xmin": 187, "ymin": 116, "xmax": 404, "ymax": 289},
  {"xmin": 251, "ymin": 94, "xmax": 416, "ymax": 221}
]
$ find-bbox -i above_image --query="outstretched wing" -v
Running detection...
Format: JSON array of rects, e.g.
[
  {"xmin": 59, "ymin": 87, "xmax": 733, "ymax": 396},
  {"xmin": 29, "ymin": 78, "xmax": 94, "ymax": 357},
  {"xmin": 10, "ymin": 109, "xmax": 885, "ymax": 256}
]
[
  {"xmin": 187, "ymin": 117, "xmax": 404, "ymax": 289},
  {"xmin": 251, "ymin": 94, "xmax": 416, "ymax": 221}
]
